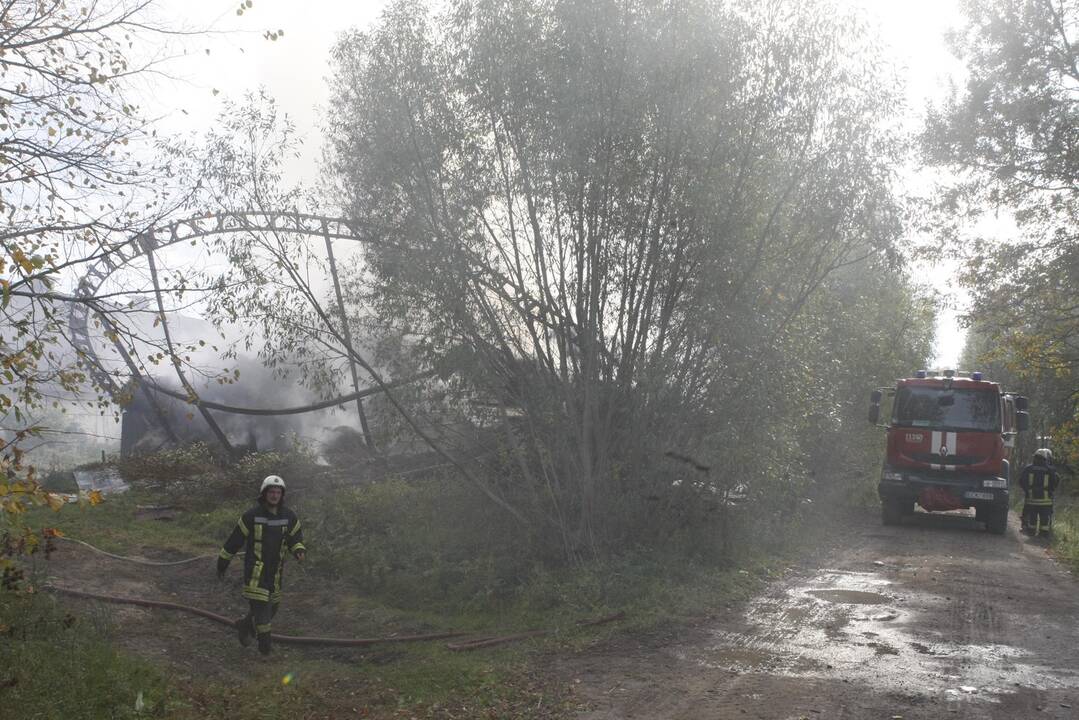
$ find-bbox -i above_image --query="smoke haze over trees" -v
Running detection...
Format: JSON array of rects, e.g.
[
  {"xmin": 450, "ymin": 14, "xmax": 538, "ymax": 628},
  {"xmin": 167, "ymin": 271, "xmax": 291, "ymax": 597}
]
[
  {"xmin": 309, "ymin": 0, "xmax": 935, "ymax": 558},
  {"xmin": 0, "ymin": 0, "xmax": 938, "ymax": 563}
]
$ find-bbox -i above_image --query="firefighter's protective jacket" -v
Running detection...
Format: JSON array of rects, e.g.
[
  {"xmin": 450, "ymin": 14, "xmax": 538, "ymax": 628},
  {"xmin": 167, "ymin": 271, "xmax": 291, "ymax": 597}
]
[
  {"xmin": 218, "ymin": 502, "xmax": 305, "ymax": 603},
  {"xmin": 1019, "ymin": 464, "xmax": 1059, "ymax": 507}
]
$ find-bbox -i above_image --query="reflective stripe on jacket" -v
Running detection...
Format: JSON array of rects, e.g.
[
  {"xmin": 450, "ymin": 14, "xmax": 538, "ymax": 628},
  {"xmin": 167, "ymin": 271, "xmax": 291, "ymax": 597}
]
[
  {"xmin": 219, "ymin": 502, "xmax": 305, "ymax": 602},
  {"xmin": 1019, "ymin": 464, "xmax": 1059, "ymax": 507}
]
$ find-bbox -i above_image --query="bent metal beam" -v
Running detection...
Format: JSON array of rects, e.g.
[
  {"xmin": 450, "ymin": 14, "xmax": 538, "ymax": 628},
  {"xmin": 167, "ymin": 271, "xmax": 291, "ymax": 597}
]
[{"xmin": 66, "ymin": 211, "xmax": 422, "ymax": 427}]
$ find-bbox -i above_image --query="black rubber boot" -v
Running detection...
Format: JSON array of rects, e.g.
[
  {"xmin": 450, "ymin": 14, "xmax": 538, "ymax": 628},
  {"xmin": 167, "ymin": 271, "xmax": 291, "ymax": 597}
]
[
  {"xmin": 236, "ymin": 616, "xmax": 254, "ymax": 647},
  {"xmin": 257, "ymin": 632, "xmax": 272, "ymax": 656}
]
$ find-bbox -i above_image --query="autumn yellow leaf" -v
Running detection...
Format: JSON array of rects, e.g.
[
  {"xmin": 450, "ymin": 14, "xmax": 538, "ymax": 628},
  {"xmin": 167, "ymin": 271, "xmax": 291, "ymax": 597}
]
[{"xmin": 11, "ymin": 248, "xmax": 34, "ymax": 273}]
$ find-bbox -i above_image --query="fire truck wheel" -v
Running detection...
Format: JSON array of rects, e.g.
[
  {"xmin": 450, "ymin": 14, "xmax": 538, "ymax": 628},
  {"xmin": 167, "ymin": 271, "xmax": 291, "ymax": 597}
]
[
  {"xmin": 986, "ymin": 505, "xmax": 1009, "ymax": 535},
  {"xmin": 881, "ymin": 498, "xmax": 905, "ymax": 526}
]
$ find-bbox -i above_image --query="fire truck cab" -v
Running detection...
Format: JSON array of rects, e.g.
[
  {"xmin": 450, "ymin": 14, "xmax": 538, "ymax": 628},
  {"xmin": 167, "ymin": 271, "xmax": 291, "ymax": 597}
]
[{"xmin": 868, "ymin": 370, "xmax": 1030, "ymax": 534}]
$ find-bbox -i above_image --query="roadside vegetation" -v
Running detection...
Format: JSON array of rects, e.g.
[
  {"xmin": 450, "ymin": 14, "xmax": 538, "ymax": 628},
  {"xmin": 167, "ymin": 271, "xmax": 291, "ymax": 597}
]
[
  {"xmin": 1048, "ymin": 498, "xmax": 1079, "ymax": 572},
  {"xmin": 6, "ymin": 442, "xmax": 820, "ymax": 719}
]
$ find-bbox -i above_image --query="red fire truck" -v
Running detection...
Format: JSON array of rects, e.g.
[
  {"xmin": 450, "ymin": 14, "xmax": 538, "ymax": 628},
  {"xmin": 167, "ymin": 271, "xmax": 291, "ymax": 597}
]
[{"xmin": 868, "ymin": 370, "xmax": 1030, "ymax": 534}]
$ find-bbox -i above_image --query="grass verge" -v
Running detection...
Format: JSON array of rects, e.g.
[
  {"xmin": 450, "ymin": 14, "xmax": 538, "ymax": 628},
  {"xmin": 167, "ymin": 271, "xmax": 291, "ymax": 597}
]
[
  {"xmin": 20, "ymin": 488, "xmax": 239, "ymax": 557},
  {"xmin": 0, "ymin": 591, "xmax": 171, "ymax": 720},
  {"xmin": 1049, "ymin": 494, "xmax": 1079, "ymax": 572},
  {"xmin": 3, "ymin": 457, "xmax": 823, "ymax": 719}
]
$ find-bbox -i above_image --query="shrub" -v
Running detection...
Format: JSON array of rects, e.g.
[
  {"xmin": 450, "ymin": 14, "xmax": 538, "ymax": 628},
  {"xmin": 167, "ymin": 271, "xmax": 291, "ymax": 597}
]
[{"xmin": 301, "ymin": 473, "xmax": 537, "ymax": 610}]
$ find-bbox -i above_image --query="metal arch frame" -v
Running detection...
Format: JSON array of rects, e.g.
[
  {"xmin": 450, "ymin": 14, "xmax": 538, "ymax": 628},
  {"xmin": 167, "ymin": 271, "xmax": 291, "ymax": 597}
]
[
  {"xmin": 62, "ymin": 210, "xmax": 534, "ymax": 524},
  {"xmin": 67, "ymin": 210, "xmax": 386, "ymax": 425}
]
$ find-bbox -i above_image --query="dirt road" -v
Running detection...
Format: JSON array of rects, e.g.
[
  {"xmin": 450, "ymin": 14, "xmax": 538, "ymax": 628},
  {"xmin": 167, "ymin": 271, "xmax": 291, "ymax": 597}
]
[{"xmin": 564, "ymin": 511, "xmax": 1079, "ymax": 719}]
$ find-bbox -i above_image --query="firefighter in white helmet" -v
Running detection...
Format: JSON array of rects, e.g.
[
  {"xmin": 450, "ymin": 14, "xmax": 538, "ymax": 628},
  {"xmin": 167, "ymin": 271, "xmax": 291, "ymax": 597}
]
[
  {"xmin": 1019, "ymin": 449, "xmax": 1059, "ymax": 536},
  {"xmin": 217, "ymin": 475, "xmax": 306, "ymax": 655}
]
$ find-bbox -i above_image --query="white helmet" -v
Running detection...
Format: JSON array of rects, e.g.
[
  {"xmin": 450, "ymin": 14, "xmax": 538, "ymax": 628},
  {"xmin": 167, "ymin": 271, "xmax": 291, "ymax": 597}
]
[
  {"xmin": 1034, "ymin": 448, "xmax": 1053, "ymax": 463},
  {"xmin": 260, "ymin": 475, "xmax": 286, "ymax": 494}
]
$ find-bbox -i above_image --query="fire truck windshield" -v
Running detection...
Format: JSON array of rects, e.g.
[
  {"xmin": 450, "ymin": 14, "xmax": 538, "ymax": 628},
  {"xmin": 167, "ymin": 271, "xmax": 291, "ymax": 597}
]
[{"xmin": 893, "ymin": 386, "xmax": 1000, "ymax": 432}]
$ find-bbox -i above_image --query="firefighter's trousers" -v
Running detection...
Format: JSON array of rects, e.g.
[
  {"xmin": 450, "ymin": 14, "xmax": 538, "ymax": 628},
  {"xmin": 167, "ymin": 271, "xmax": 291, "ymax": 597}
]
[
  {"xmin": 1022, "ymin": 503, "xmax": 1054, "ymax": 534},
  {"xmin": 244, "ymin": 599, "xmax": 280, "ymax": 651}
]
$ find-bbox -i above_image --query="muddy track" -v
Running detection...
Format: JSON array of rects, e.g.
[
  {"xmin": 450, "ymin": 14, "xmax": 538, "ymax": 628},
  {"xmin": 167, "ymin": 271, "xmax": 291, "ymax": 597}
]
[{"xmin": 562, "ymin": 510, "xmax": 1079, "ymax": 719}]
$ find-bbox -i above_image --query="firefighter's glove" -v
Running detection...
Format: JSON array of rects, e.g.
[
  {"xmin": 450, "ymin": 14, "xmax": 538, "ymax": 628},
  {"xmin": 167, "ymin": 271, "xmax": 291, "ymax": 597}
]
[{"xmin": 216, "ymin": 557, "xmax": 229, "ymax": 580}]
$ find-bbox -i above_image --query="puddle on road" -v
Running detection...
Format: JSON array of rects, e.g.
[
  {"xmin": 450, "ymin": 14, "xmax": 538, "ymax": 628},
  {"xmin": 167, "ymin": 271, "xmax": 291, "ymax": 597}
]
[
  {"xmin": 817, "ymin": 568, "xmax": 893, "ymax": 585},
  {"xmin": 683, "ymin": 566, "xmax": 1079, "ymax": 704},
  {"xmin": 676, "ymin": 637, "xmax": 820, "ymax": 674},
  {"xmin": 780, "ymin": 605, "xmax": 812, "ymax": 622},
  {"xmin": 808, "ymin": 589, "xmax": 890, "ymax": 604}
]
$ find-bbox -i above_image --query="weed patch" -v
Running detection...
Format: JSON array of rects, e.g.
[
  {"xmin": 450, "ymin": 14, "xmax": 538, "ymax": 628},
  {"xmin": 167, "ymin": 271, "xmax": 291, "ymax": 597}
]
[
  {"xmin": 18, "ymin": 487, "xmax": 240, "ymax": 558},
  {"xmin": 0, "ymin": 591, "xmax": 173, "ymax": 720},
  {"xmin": 1050, "ymin": 495, "xmax": 1079, "ymax": 571}
]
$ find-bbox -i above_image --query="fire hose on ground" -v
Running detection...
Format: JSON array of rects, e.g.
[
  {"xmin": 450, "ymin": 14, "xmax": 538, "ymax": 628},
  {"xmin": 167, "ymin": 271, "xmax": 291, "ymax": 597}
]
[
  {"xmin": 46, "ymin": 536, "xmax": 626, "ymax": 651},
  {"xmin": 55, "ymin": 536, "xmax": 219, "ymax": 566},
  {"xmin": 43, "ymin": 586, "xmax": 469, "ymax": 647}
]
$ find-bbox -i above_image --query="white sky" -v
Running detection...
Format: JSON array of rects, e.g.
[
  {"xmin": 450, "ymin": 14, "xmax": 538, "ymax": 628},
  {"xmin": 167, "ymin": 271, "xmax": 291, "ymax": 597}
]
[
  {"xmin": 149, "ymin": 0, "xmax": 389, "ymax": 182},
  {"xmin": 848, "ymin": 0, "xmax": 972, "ymax": 370},
  {"xmin": 149, "ymin": 0, "xmax": 986, "ymax": 369}
]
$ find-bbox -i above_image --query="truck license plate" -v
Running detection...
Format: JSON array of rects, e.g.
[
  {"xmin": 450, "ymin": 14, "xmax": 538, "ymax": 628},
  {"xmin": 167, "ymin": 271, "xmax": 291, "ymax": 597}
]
[{"xmin": 965, "ymin": 491, "xmax": 994, "ymax": 500}]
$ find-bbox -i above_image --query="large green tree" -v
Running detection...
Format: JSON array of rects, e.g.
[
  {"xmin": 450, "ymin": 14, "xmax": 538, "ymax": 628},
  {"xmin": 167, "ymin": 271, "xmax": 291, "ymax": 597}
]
[{"xmin": 317, "ymin": 0, "xmax": 930, "ymax": 556}]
